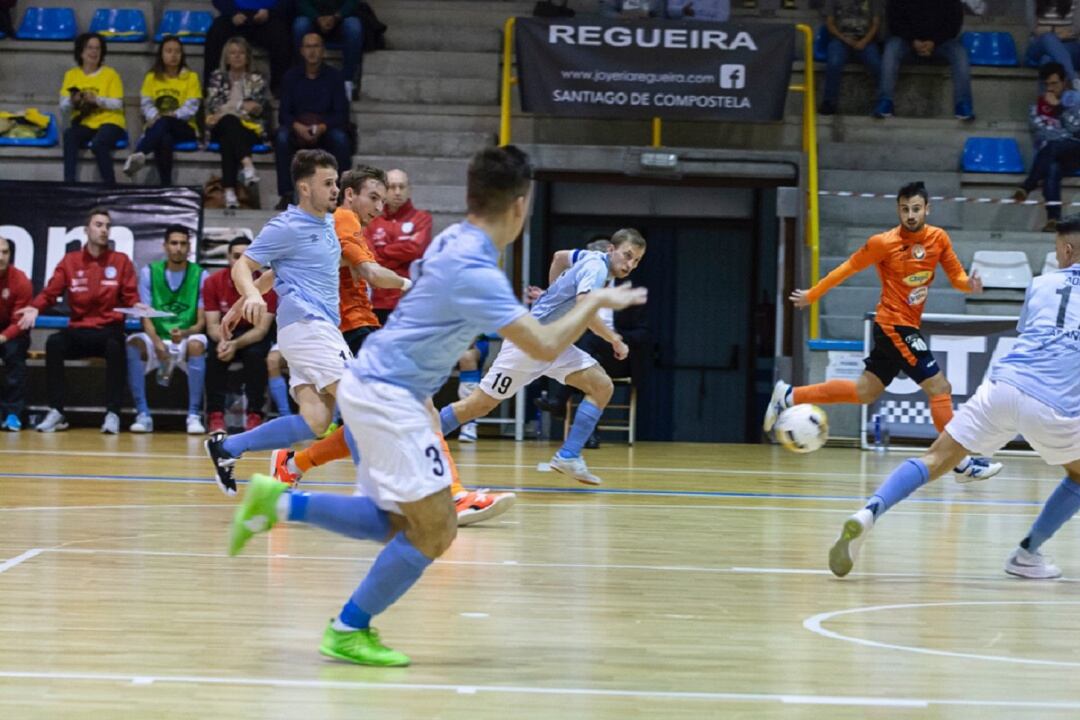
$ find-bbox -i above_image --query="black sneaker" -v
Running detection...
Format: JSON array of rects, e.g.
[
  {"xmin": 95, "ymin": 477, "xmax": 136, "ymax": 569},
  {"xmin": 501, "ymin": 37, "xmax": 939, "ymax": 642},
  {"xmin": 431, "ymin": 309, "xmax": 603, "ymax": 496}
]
[
  {"xmin": 585, "ymin": 433, "xmax": 600, "ymax": 450},
  {"xmin": 534, "ymin": 396, "xmax": 566, "ymax": 419},
  {"xmin": 205, "ymin": 430, "xmax": 238, "ymax": 496}
]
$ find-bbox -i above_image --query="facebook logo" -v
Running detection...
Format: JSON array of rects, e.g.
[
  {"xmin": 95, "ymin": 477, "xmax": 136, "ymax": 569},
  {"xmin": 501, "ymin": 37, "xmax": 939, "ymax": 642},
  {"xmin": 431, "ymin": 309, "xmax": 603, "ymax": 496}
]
[{"xmin": 719, "ymin": 65, "xmax": 746, "ymax": 90}]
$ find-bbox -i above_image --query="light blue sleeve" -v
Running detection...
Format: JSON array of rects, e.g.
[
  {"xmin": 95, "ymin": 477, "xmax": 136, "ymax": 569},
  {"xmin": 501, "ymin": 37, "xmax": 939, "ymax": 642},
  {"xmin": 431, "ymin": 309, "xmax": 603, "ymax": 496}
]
[
  {"xmin": 244, "ymin": 217, "xmax": 293, "ymax": 268},
  {"xmin": 138, "ymin": 266, "xmax": 152, "ymax": 306},
  {"xmin": 456, "ymin": 266, "xmax": 528, "ymax": 333},
  {"xmin": 575, "ymin": 257, "xmax": 609, "ymax": 295},
  {"xmin": 1016, "ymin": 283, "xmax": 1035, "ymax": 334}
]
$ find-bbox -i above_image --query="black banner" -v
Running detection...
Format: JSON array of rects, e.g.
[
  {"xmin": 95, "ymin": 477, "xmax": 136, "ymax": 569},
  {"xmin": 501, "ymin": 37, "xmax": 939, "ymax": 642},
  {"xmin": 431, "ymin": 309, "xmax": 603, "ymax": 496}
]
[
  {"xmin": 0, "ymin": 182, "xmax": 202, "ymax": 300},
  {"xmin": 515, "ymin": 17, "xmax": 794, "ymax": 121},
  {"xmin": 863, "ymin": 313, "xmax": 1020, "ymax": 444}
]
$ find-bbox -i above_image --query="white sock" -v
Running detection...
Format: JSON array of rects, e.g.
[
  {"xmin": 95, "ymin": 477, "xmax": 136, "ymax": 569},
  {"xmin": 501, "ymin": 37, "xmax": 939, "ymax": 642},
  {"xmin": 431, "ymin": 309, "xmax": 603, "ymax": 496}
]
[
  {"xmin": 275, "ymin": 494, "xmax": 291, "ymax": 520},
  {"xmin": 286, "ymin": 456, "xmax": 301, "ymax": 476},
  {"xmin": 332, "ymin": 616, "xmax": 361, "ymax": 632}
]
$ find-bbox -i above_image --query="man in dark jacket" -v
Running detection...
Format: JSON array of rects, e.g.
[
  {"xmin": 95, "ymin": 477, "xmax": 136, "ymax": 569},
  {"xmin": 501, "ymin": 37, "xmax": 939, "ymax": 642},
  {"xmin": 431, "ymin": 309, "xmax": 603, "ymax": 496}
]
[
  {"xmin": 204, "ymin": 0, "xmax": 291, "ymax": 94},
  {"xmin": 876, "ymin": 0, "xmax": 974, "ymax": 121}
]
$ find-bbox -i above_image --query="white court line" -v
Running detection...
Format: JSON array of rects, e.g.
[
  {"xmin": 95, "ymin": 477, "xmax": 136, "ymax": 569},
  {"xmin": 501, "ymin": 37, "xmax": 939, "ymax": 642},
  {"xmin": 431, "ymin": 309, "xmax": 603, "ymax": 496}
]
[
  {"xmin": 0, "ymin": 503, "xmax": 226, "ymax": 513},
  {"xmin": 0, "ymin": 548, "xmax": 42, "ymax": 574},
  {"xmin": 804, "ymin": 601, "xmax": 1080, "ymax": 668},
  {"xmin": 6, "ymin": 668, "xmax": 1080, "ymax": 710}
]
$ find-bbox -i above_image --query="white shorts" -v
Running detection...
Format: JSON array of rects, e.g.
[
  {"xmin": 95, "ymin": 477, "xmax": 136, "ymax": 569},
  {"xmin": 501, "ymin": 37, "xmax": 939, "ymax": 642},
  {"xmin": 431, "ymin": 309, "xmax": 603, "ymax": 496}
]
[
  {"xmin": 479, "ymin": 339, "xmax": 597, "ymax": 400},
  {"xmin": 127, "ymin": 332, "xmax": 208, "ymax": 374},
  {"xmin": 947, "ymin": 380, "xmax": 1080, "ymax": 467},
  {"xmin": 276, "ymin": 319, "xmax": 351, "ymax": 396},
  {"xmin": 337, "ymin": 372, "xmax": 451, "ymax": 513}
]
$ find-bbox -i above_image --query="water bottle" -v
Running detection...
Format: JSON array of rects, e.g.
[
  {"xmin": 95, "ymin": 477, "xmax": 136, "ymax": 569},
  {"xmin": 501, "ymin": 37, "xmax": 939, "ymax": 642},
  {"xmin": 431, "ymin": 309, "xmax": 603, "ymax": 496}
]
[
  {"xmin": 873, "ymin": 414, "xmax": 883, "ymax": 452},
  {"xmin": 156, "ymin": 346, "xmax": 179, "ymax": 387}
]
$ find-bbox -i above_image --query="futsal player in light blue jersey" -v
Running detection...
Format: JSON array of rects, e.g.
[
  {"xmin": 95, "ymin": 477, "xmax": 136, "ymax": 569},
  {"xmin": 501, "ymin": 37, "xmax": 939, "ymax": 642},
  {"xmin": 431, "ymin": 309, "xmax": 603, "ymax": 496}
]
[
  {"xmin": 226, "ymin": 146, "xmax": 647, "ymax": 666},
  {"xmin": 829, "ymin": 218, "xmax": 1080, "ymax": 579},
  {"xmin": 204, "ymin": 149, "xmax": 354, "ymax": 495},
  {"xmin": 440, "ymin": 229, "xmax": 646, "ymax": 485}
]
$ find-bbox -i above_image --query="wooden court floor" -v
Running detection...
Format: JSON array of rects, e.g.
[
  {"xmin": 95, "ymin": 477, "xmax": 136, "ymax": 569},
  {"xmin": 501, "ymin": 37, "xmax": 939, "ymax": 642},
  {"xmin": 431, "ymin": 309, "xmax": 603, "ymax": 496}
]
[{"xmin": 2, "ymin": 431, "xmax": 1080, "ymax": 719}]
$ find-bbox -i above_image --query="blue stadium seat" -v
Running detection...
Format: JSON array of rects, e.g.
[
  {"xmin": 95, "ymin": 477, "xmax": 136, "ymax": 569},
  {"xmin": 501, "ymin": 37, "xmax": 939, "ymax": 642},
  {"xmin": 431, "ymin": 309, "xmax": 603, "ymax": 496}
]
[
  {"xmin": 154, "ymin": 10, "xmax": 212, "ymax": 44},
  {"xmin": 80, "ymin": 134, "xmax": 128, "ymax": 150},
  {"xmin": 173, "ymin": 140, "xmax": 199, "ymax": 152},
  {"xmin": 206, "ymin": 141, "xmax": 271, "ymax": 154},
  {"xmin": 961, "ymin": 31, "xmax": 1019, "ymax": 67},
  {"xmin": 0, "ymin": 113, "xmax": 59, "ymax": 147},
  {"xmin": 34, "ymin": 315, "xmax": 141, "ymax": 331},
  {"xmin": 89, "ymin": 8, "xmax": 148, "ymax": 43},
  {"xmin": 16, "ymin": 7, "xmax": 77, "ymax": 41},
  {"xmin": 813, "ymin": 25, "xmax": 828, "ymax": 63},
  {"xmin": 961, "ymin": 137, "xmax": 1025, "ymax": 173}
]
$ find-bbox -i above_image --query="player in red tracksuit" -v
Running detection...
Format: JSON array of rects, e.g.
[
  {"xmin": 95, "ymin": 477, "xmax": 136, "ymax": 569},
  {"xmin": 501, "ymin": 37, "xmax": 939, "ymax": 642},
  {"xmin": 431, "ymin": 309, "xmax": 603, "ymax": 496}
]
[
  {"xmin": 0, "ymin": 235, "xmax": 33, "ymax": 431},
  {"xmin": 366, "ymin": 168, "xmax": 433, "ymax": 324}
]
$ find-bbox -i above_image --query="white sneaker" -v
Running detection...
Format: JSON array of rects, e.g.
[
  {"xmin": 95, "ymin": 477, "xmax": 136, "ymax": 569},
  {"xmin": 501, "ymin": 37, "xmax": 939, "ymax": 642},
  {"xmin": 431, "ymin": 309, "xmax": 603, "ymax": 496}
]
[
  {"xmin": 458, "ymin": 421, "xmax": 478, "ymax": 443},
  {"xmin": 954, "ymin": 456, "xmax": 1003, "ymax": 483},
  {"xmin": 550, "ymin": 453, "xmax": 602, "ymax": 485},
  {"xmin": 1005, "ymin": 546, "xmax": 1062, "ymax": 579},
  {"xmin": 101, "ymin": 412, "xmax": 120, "ymax": 435},
  {"xmin": 130, "ymin": 412, "xmax": 154, "ymax": 433},
  {"xmin": 35, "ymin": 408, "xmax": 68, "ymax": 433},
  {"xmin": 240, "ymin": 165, "xmax": 259, "ymax": 187},
  {"xmin": 224, "ymin": 188, "xmax": 239, "ymax": 210},
  {"xmin": 186, "ymin": 414, "xmax": 206, "ymax": 435},
  {"xmin": 829, "ymin": 507, "xmax": 875, "ymax": 578},
  {"xmin": 763, "ymin": 379, "xmax": 791, "ymax": 433},
  {"xmin": 122, "ymin": 152, "xmax": 145, "ymax": 177}
]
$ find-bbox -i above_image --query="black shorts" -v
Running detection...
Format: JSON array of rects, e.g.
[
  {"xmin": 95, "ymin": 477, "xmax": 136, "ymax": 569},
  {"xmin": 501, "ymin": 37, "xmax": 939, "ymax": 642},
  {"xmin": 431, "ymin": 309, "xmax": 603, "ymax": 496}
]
[{"xmin": 863, "ymin": 323, "xmax": 940, "ymax": 386}]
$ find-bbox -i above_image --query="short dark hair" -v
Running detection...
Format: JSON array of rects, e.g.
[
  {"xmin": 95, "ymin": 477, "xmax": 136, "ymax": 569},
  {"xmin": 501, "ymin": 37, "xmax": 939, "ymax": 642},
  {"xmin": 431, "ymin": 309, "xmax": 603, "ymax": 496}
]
[
  {"xmin": 86, "ymin": 206, "xmax": 111, "ymax": 224},
  {"xmin": 227, "ymin": 236, "xmax": 252, "ymax": 253},
  {"xmin": 1056, "ymin": 213, "xmax": 1080, "ymax": 236},
  {"xmin": 466, "ymin": 145, "xmax": 533, "ymax": 216},
  {"xmin": 340, "ymin": 165, "xmax": 387, "ymax": 194},
  {"xmin": 164, "ymin": 224, "xmax": 190, "ymax": 242},
  {"xmin": 74, "ymin": 32, "xmax": 107, "ymax": 67},
  {"xmin": 291, "ymin": 149, "xmax": 338, "ymax": 186},
  {"xmin": 1040, "ymin": 62, "xmax": 1067, "ymax": 83},
  {"xmin": 897, "ymin": 181, "xmax": 929, "ymax": 203},
  {"xmin": 611, "ymin": 228, "xmax": 646, "ymax": 250}
]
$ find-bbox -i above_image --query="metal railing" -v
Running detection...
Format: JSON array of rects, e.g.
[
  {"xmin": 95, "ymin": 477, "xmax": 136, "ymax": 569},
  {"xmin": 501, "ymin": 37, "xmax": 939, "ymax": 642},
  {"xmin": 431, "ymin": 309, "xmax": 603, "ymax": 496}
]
[{"xmin": 499, "ymin": 19, "xmax": 821, "ymax": 337}]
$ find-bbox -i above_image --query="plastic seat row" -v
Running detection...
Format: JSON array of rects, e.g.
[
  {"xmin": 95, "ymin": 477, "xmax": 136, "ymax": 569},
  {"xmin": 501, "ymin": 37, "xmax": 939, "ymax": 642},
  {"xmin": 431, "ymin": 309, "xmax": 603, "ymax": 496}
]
[
  {"xmin": 14, "ymin": 7, "xmax": 211, "ymax": 44},
  {"xmin": 813, "ymin": 26, "xmax": 1020, "ymax": 67}
]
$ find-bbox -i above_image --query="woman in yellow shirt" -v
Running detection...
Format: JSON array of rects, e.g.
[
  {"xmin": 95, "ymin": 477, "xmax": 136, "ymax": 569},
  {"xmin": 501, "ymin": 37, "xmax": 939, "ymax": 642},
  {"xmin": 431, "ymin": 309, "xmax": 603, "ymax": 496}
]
[
  {"xmin": 123, "ymin": 36, "xmax": 202, "ymax": 186},
  {"xmin": 60, "ymin": 32, "xmax": 126, "ymax": 184}
]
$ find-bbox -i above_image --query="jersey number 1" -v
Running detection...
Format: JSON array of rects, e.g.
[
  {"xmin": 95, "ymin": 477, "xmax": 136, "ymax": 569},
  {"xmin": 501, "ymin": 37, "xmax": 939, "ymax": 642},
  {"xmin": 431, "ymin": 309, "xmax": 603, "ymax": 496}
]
[{"xmin": 1056, "ymin": 286, "xmax": 1078, "ymax": 328}]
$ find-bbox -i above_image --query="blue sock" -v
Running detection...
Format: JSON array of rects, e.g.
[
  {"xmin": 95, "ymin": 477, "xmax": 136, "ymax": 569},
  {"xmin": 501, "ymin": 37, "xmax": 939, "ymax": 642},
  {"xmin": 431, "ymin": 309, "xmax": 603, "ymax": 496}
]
[
  {"xmin": 287, "ymin": 491, "xmax": 389, "ymax": 541},
  {"xmin": 865, "ymin": 459, "xmax": 930, "ymax": 518},
  {"xmin": 558, "ymin": 399, "xmax": 603, "ymax": 459},
  {"xmin": 440, "ymin": 405, "xmax": 461, "ymax": 435},
  {"xmin": 221, "ymin": 413, "xmax": 314, "ymax": 458},
  {"xmin": 340, "ymin": 533, "xmax": 433, "ymax": 628},
  {"xmin": 269, "ymin": 376, "xmax": 292, "ymax": 416},
  {"xmin": 460, "ymin": 369, "xmax": 481, "ymax": 384},
  {"xmin": 186, "ymin": 354, "xmax": 206, "ymax": 415},
  {"xmin": 1021, "ymin": 478, "xmax": 1080, "ymax": 552},
  {"xmin": 125, "ymin": 344, "xmax": 150, "ymax": 415}
]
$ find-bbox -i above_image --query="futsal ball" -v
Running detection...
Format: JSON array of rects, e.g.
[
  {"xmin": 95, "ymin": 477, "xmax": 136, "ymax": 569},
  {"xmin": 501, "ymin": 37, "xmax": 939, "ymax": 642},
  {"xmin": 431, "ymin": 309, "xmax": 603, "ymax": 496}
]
[{"xmin": 774, "ymin": 404, "xmax": 829, "ymax": 454}]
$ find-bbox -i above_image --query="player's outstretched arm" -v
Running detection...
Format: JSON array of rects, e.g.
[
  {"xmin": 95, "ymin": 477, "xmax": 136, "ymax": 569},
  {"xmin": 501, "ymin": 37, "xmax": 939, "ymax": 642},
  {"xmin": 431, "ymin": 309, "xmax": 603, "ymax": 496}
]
[
  {"xmin": 231, "ymin": 255, "xmax": 269, "ymax": 328},
  {"xmin": 353, "ymin": 261, "xmax": 412, "ymax": 292},
  {"xmin": 794, "ymin": 236, "xmax": 886, "ymax": 309},
  {"xmin": 579, "ymin": 295, "xmax": 629, "ymax": 358},
  {"xmin": 548, "ymin": 250, "xmax": 573, "ymax": 285},
  {"xmin": 501, "ymin": 285, "xmax": 646, "ymax": 362}
]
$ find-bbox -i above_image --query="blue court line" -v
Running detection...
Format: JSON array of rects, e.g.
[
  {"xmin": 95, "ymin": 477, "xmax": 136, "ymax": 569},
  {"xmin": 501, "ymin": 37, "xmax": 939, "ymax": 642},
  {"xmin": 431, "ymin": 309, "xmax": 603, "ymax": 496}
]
[{"xmin": 0, "ymin": 471, "xmax": 1046, "ymax": 507}]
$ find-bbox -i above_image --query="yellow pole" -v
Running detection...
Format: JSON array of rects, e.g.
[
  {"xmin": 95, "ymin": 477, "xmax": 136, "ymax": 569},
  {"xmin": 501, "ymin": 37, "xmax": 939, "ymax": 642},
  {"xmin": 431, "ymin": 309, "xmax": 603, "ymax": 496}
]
[
  {"xmin": 499, "ymin": 17, "xmax": 517, "ymax": 147},
  {"xmin": 651, "ymin": 117, "xmax": 662, "ymax": 148},
  {"xmin": 794, "ymin": 23, "xmax": 821, "ymax": 339}
]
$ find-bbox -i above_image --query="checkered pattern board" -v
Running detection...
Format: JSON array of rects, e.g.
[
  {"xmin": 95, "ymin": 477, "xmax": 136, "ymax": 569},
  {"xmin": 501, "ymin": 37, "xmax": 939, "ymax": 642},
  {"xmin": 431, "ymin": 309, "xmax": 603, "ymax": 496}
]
[{"xmin": 877, "ymin": 400, "xmax": 936, "ymax": 425}]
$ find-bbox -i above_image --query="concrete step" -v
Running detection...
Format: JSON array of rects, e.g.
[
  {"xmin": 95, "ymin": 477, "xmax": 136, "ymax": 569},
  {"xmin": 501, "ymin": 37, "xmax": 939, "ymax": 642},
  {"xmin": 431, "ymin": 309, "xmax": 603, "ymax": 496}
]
[
  {"xmin": 355, "ymin": 108, "xmax": 498, "ymax": 134},
  {"xmin": 352, "ymin": 155, "xmax": 470, "ymax": 186},
  {"xmin": 407, "ymin": 185, "xmax": 467, "ymax": 214},
  {"xmin": 364, "ymin": 51, "xmax": 497, "ymax": 80},
  {"xmin": 819, "ymin": 142, "xmax": 962, "ymax": 172},
  {"xmin": 820, "ymin": 314, "xmax": 863, "ymax": 340},
  {"xmin": 385, "ymin": 24, "xmax": 501, "ymax": 53},
  {"xmin": 361, "ymin": 74, "xmax": 498, "ymax": 105},
  {"xmin": 817, "ymin": 115, "xmax": 1031, "ymax": 150},
  {"xmin": 358, "ymin": 128, "xmax": 495, "ymax": 157},
  {"xmin": 368, "ymin": 0, "xmax": 533, "ymax": 28},
  {"xmin": 820, "ymin": 169, "xmax": 962, "ymax": 196}
]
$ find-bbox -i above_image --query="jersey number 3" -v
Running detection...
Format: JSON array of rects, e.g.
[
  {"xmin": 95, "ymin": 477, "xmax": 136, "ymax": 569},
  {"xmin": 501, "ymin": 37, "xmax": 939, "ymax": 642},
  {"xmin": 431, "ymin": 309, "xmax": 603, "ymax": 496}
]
[{"xmin": 425, "ymin": 445, "xmax": 445, "ymax": 477}]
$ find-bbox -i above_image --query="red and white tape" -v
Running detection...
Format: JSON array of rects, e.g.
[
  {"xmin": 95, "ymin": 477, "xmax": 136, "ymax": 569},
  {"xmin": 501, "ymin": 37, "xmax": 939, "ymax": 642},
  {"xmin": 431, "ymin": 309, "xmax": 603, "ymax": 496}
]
[{"xmin": 818, "ymin": 190, "xmax": 1078, "ymax": 207}]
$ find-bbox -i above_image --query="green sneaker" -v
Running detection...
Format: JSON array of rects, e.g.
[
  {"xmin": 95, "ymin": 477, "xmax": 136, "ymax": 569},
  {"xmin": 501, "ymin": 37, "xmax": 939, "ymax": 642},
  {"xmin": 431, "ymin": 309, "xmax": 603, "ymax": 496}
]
[
  {"xmin": 228, "ymin": 473, "xmax": 287, "ymax": 556},
  {"xmin": 318, "ymin": 622, "xmax": 411, "ymax": 667},
  {"xmin": 320, "ymin": 421, "xmax": 340, "ymax": 439}
]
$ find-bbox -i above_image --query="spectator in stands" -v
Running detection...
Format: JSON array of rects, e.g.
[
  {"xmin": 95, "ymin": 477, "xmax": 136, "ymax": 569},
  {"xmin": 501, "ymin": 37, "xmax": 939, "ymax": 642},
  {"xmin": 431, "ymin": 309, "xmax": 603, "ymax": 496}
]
[
  {"xmin": 15, "ymin": 207, "xmax": 141, "ymax": 434},
  {"xmin": 820, "ymin": 0, "xmax": 883, "ymax": 115},
  {"xmin": 124, "ymin": 37, "xmax": 203, "ymax": 186},
  {"xmin": 294, "ymin": 1, "xmax": 364, "ymax": 100},
  {"xmin": 666, "ymin": 1, "xmax": 731, "ymax": 20},
  {"xmin": 876, "ymin": 0, "xmax": 974, "ymax": 121},
  {"xmin": 1025, "ymin": 0, "xmax": 1080, "ymax": 90},
  {"xmin": 126, "ymin": 225, "xmax": 208, "ymax": 435},
  {"xmin": 600, "ymin": 0, "xmax": 666, "ymax": 16},
  {"xmin": 204, "ymin": 237, "xmax": 277, "ymax": 434},
  {"xmin": 366, "ymin": 169, "xmax": 433, "ymax": 323},
  {"xmin": 205, "ymin": 0, "xmax": 291, "ymax": 95},
  {"xmin": 205, "ymin": 37, "xmax": 270, "ymax": 211},
  {"xmin": 0, "ymin": 1, "xmax": 14, "ymax": 38},
  {"xmin": 60, "ymin": 33, "xmax": 126, "ymax": 185},
  {"xmin": 273, "ymin": 33, "xmax": 350, "ymax": 210},
  {"xmin": 0, "ymin": 236, "xmax": 32, "ymax": 432},
  {"xmin": 1014, "ymin": 62, "xmax": 1080, "ymax": 231}
]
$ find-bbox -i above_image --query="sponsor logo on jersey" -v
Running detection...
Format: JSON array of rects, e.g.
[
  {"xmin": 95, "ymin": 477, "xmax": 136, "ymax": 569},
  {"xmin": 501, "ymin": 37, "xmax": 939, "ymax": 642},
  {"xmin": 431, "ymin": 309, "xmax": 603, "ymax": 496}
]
[
  {"xmin": 907, "ymin": 286, "xmax": 929, "ymax": 306},
  {"xmin": 911, "ymin": 244, "xmax": 926, "ymax": 260},
  {"xmin": 104, "ymin": 266, "xmax": 117, "ymax": 280},
  {"xmin": 402, "ymin": 222, "xmax": 414, "ymax": 234},
  {"xmin": 904, "ymin": 270, "xmax": 932, "ymax": 287}
]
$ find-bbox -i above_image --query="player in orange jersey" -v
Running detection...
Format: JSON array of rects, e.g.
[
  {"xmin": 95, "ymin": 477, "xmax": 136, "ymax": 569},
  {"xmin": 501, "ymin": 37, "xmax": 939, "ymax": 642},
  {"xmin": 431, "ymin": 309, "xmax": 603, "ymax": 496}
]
[
  {"xmin": 763, "ymin": 181, "xmax": 1003, "ymax": 481},
  {"xmin": 265, "ymin": 166, "xmax": 515, "ymax": 526}
]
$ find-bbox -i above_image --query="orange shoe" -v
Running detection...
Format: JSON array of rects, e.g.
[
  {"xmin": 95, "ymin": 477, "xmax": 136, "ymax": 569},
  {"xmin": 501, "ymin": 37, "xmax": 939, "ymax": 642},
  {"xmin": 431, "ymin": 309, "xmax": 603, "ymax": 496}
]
[
  {"xmin": 269, "ymin": 448, "xmax": 301, "ymax": 486},
  {"xmin": 455, "ymin": 490, "xmax": 516, "ymax": 526}
]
